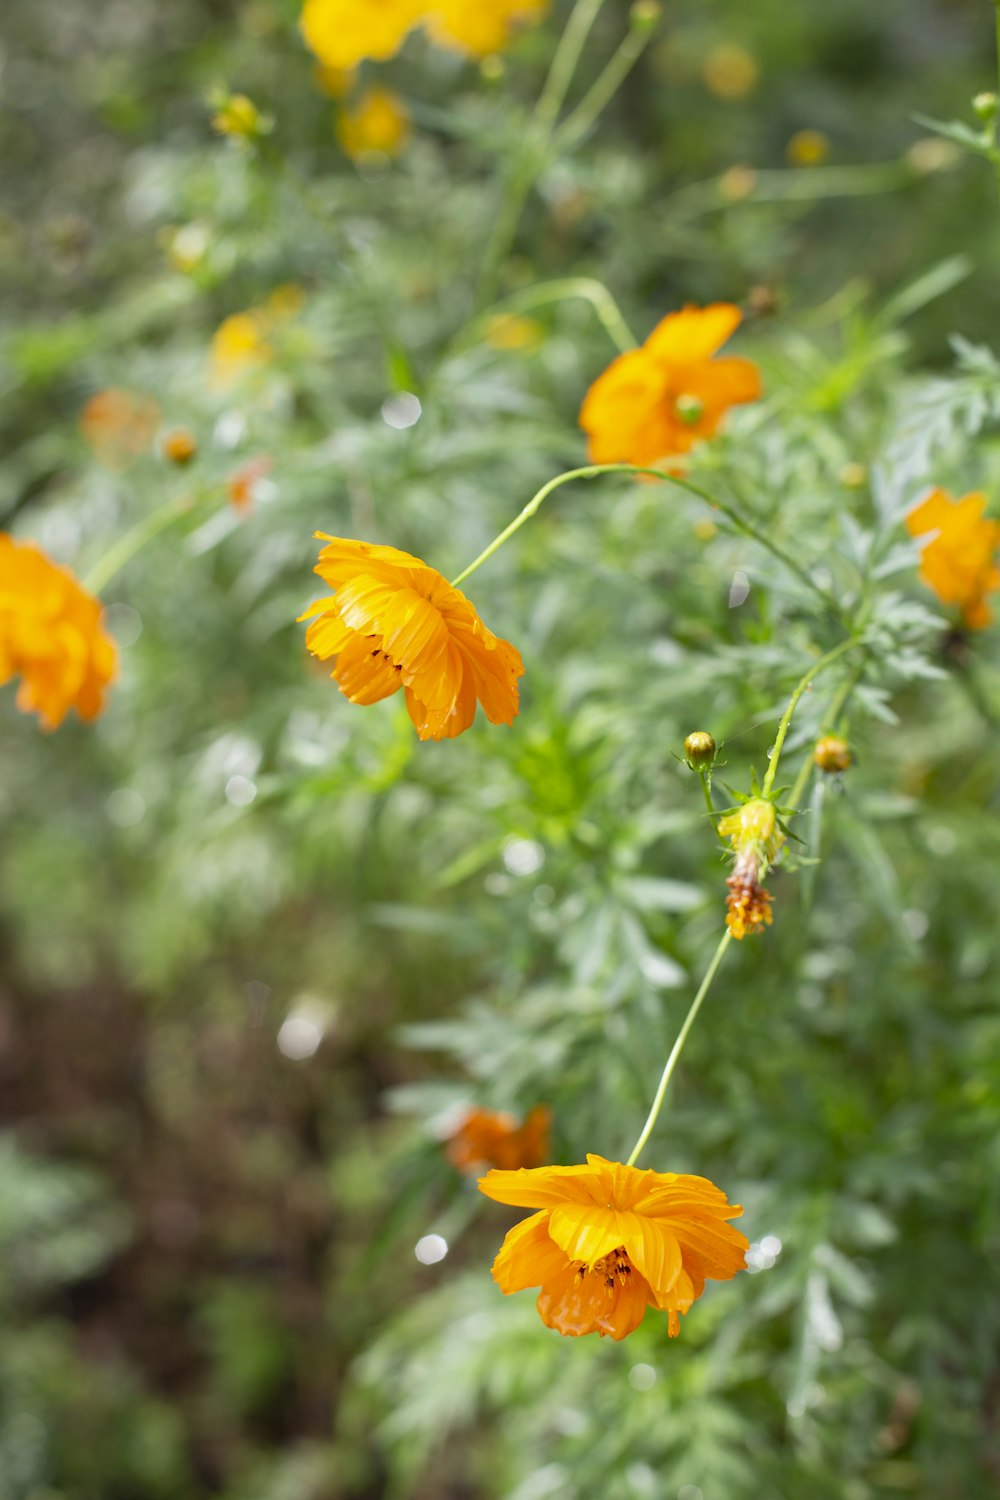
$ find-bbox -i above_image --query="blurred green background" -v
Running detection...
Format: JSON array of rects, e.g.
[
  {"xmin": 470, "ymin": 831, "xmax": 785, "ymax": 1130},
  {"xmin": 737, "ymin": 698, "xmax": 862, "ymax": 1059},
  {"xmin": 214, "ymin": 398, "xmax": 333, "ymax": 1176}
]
[{"xmin": 2, "ymin": 0, "xmax": 1000, "ymax": 1496}]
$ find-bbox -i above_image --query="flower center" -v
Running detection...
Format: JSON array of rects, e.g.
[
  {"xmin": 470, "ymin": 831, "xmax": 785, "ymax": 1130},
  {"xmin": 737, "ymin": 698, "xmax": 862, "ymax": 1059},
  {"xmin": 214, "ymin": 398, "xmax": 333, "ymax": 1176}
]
[
  {"xmin": 674, "ymin": 393, "xmax": 704, "ymax": 426},
  {"xmin": 574, "ymin": 1245, "xmax": 634, "ymax": 1291}
]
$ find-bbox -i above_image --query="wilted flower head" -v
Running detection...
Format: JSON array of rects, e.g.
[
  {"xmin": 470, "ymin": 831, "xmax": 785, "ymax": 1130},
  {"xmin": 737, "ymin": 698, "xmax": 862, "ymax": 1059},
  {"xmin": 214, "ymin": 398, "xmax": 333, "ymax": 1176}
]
[
  {"xmin": 906, "ymin": 487, "xmax": 1000, "ymax": 630},
  {"xmin": 479, "ymin": 1154, "xmax": 747, "ymax": 1340},
  {"xmin": 447, "ymin": 1106, "xmax": 550, "ymax": 1173},
  {"xmin": 718, "ymin": 797, "xmax": 781, "ymax": 940},
  {"xmin": 300, "ymin": 537, "xmax": 524, "ymax": 741},
  {"xmin": 0, "ymin": 536, "xmax": 117, "ymax": 730},
  {"xmin": 580, "ymin": 304, "xmax": 761, "ymax": 467},
  {"xmin": 336, "ymin": 87, "xmax": 411, "ymax": 160}
]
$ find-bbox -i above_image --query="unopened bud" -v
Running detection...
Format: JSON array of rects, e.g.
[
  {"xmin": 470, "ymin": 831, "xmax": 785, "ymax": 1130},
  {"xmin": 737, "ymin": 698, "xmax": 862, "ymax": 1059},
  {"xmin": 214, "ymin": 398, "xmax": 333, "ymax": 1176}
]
[
  {"xmin": 630, "ymin": 0, "xmax": 661, "ymax": 31},
  {"xmin": 973, "ymin": 91, "xmax": 998, "ymax": 123},
  {"xmin": 813, "ymin": 735, "xmax": 852, "ymax": 774},
  {"xmin": 684, "ymin": 731, "xmax": 717, "ymax": 769},
  {"xmin": 212, "ymin": 93, "xmax": 271, "ymax": 140},
  {"xmin": 162, "ymin": 428, "xmax": 197, "ymax": 466}
]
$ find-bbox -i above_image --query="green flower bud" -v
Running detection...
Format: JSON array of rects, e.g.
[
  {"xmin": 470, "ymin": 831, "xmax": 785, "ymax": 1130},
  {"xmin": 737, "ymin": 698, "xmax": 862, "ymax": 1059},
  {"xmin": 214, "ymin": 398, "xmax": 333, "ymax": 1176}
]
[{"xmin": 684, "ymin": 731, "xmax": 717, "ymax": 769}]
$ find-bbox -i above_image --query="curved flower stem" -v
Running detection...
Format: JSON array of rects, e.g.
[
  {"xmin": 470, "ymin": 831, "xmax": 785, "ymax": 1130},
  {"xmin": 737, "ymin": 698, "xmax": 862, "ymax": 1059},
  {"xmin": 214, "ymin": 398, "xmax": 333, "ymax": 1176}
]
[
  {"xmin": 449, "ymin": 462, "xmax": 840, "ymax": 609},
  {"xmin": 84, "ymin": 490, "xmax": 199, "ymax": 596},
  {"xmin": 761, "ymin": 639, "xmax": 861, "ymax": 799},
  {"xmin": 475, "ymin": 0, "xmax": 607, "ymax": 309},
  {"xmin": 626, "ymin": 929, "xmax": 733, "ymax": 1167},
  {"xmin": 463, "ymin": 277, "xmax": 637, "ymax": 355},
  {"xmin": 698, "ymin": 768, "xmax": 719, "ymax": 832}
]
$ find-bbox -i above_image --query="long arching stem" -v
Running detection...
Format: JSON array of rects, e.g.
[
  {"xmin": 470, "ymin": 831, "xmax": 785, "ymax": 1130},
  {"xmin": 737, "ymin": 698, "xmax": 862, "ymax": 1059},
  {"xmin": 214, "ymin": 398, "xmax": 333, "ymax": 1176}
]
[
  {"xmin": 626, "ymin": 930, "xmax": 733, "ymax": 1166},
  {"xmin": 84, "ymin": 490, "xmax": 198, "ymax": 596},
  {"xmin": 761, "ymin": 639, "xmax": 860, "ymax": 798}
]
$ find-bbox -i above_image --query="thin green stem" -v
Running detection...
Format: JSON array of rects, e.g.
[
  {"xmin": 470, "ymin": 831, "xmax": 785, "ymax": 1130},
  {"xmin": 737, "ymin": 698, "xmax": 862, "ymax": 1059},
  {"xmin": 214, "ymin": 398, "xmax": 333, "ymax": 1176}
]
[
  {"xmin": 84, "ymin": 490, "xmax": 197, "ymax": 596},
  {"xmin": 475, "ymin": 0, "xmax": 606, "ymax": 309},
  {"xmin": 761, "ymin": 640, "xmax": 860, "ymax": 799},
  {"xmin": 449, "ymin": 462, "xmax": 841, "ymax": 612},
  {"xmin": 698, "ymin": 769, "xmax": 719, "ymax": 832},
  {"xmin": 463, "ymin": 277, "xmax": 637, "ymax": 355},
  {"xmin": 626, "ymin": 930, "xmax": 733, "ymax": 1167},
  {"xmin": 995, "ymin": 1, "xmax": 1000, "ymax": 179},
  {"xmin": 786, "ymin": 663, "xmax": 863, "ymax": 811},
  {"xmin": 554, "ymin": 17, "xmax": 654, "ymax": 152}
]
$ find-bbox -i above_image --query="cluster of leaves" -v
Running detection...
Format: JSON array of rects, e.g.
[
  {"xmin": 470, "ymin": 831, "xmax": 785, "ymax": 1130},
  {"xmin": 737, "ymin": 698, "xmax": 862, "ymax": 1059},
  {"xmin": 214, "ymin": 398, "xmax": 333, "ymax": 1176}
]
[{"xmin": 2, "ymin": 0, "xmax": 1000, "ymax": 1497}]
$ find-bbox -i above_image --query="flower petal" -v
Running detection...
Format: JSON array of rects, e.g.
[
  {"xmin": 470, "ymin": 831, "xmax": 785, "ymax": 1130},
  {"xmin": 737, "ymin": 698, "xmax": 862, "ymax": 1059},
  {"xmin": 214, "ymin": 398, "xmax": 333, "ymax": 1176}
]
[
  {"xmin": 645, "ymin": 303, "xmax": 743, "ymax": 365},
  {"xmin": 478, "ymin": 1163, "xmax": 604, "ymax": 1210},
  {"xmin": 491, "ymin": 1211, "xmax": 568, "ymax": 1293}
]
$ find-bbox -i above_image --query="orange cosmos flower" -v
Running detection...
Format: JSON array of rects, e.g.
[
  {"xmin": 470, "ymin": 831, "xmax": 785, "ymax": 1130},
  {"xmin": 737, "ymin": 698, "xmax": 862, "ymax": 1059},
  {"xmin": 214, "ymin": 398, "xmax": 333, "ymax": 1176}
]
[
  {"xmin": 580, "ymin": 303, "xmax": 761, "ymax": 467},
  {"xmin": 906, "ymin": 487, "xmax": 1000, "ymax": 630},
  {"xmin": 448, "ymin": 1106, "xmax": 550, "ymax": 1173},
  {"xmin": 300, "ymin": 537, "xmax": 524, "ymax": 741},
  {"xmin": 80, "ymin": 388, "xmax": 160, "ymax": 469},
  {"xmin": 479, "ymin": 1154, "xmax": 747, "ymax": 1340},
  {"xmin": 0, "ymin": 536, "xmax": 117, "ymax": 730}
]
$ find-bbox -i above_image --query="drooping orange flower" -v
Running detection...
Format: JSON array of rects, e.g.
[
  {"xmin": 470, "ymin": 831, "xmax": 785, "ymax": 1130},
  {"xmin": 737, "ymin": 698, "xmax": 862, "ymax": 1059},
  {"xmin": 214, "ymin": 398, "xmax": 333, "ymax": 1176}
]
[
  {"xmin": 479, "ymin": 1154, "xmax": 747, "ymax": 1340},
  {"xmin": 80, "ymin": 388, "xmax": 160, "ymax": 469},
  {"xmin": 424, "ymin": 0, "xmax": 548, "ymax": 56},
  {"xmin": 580, "ymin": 304, "xmax": 761, "ymax": 467},
  {"xmin": 0, "ymin": 536, "xmax": 117, "ymax": 730},
  {"xmin": 448, "ymin": 1106, "xmax": 550, "ymax": 1173},
  {"xmin": 300, "ymin": 0, "xmax": 424, "ymax": 71},
  {"xmin": 906, "ymin": 487, "xmax": 1000, "ymax": 630},
  {"xmin": 300, "ymin": 537, "xmax": 524, "ymax": 741}
]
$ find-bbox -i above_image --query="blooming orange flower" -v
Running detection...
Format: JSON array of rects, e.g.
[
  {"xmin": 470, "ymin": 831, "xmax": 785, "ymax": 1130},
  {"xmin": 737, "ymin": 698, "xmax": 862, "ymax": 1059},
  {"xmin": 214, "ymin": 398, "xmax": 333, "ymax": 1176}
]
[
  {"xmin": 300, "ymin": 0, "xmax": 423, "ymax": 71},
  {"xmin": 580, "ymin": 304, "xmax": 761, "ymax": 467},
  {"xmin": 479, "ymin": 1154, "xmax": 747, "ymax": 1340},
  {"xmin": 424, "ymin": 0, "xmax": 548, "ymax": 56},
  {"xmin": 0, "ymin": 536, "xmax": 117, "ymax": 730},
  {"xmin": 906, "ymin": 487, "xmax": 1000, "ymax": 630},
  {"xmin": 300, "ymin": 537, "xmax": 524, "ymax": 741},
  {"xmin": 448, "ymin": 1106, "xmax": 550, "ymax": 1173},
  {"xmin": 80, "ymin": 388, "xmax": 160, "ymax": 469}
]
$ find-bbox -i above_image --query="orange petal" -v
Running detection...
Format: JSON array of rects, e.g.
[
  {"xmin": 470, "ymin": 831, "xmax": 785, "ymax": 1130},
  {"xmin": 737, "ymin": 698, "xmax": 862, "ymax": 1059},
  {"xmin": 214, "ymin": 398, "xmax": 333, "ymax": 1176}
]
[
  {"xmin": 332, "ymin": 635, "xmax": 403, "ymax": 705},
  {"xmin": 491, "ymin": 1211, "xmax": 568, "ymax": 1293},
  {"xmin": 536, "ymin": 1259, "xmax": 650, "ymax": 1340},
  {"xmin": 478, "ymin": 1163, "xmax": 604, "ymax": 1209},
  {"xmin": 644, "ymin": 303, "xmax": 743, "ymax": 365}
]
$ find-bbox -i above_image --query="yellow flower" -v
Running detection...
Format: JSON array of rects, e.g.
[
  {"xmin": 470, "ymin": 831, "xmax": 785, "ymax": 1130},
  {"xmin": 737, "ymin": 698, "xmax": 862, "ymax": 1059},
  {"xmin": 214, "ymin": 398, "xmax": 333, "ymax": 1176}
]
[
  {"xmin": 336, "ymin": 87, "xmax": 411, "ymax": 160},
  {"xmin": 702, "ymin": 44, "xmax": 759, "ymax": 101},
  {"xmin": 209, "ymin": 288, "xmax": 304, "ymax": 389},
  {"xmin": 424, "ymin": 0, "xmax": 548, "ymax": 56},
  {"xmin": 300, "ymin": 537, "xmax": 524, "ymax": 741},
  {"xmin": 479, "ymin": 1154, "xmax": 747, "ymax": 1340},
  {"xmin": 483, "ymin": 313, "xmax": 544, "ymax": 352},
  {"xmin": 0, "ymin": 536, "xmax": 117, "ymax": 730},
  {"xmin": 906, "ymin": 487, "xmax": 1000, "ymax": 630},
  {"xmin": 300, "ymin": 0, "xmax": 423, "ymax": 71},
  {"xmin": 786, "ymin": 129, "xmax": 830, "ymax": 167},
  {"xmin": 211, "ymin": 93, "xmax": 269, "ymax": 139}
]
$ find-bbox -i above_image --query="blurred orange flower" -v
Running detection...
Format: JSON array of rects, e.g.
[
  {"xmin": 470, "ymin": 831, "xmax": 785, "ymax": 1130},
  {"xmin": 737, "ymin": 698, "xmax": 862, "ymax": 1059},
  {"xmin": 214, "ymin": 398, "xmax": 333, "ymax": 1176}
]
[
  {"xmin": 448, "ymin": 1106, "xmax": 550, "ymax": 1172},
  {"xmin": 425, "ymin": 0, "xmax": 548, "ymax": 56},
  {"xmin": 906, "ymin": 487, "xmax": 1000, "ymax": 630},
  {"xmin": 80, "ymin": 388, "xmax": 160, "ymax": 469},
  {"xmin": 580, "ymin": 303, "xmax": 761, "ymax": 467},
  {"xmin": 300, "ymin": 0, "xmax": 423, "ymax": 71},
  {"xmin": 300, "ymin": 537, "xmax": 524, "ymax": 741},
  {"xmin": 227, "ymin": 456, "xmax": 272, "ymax": 514},
  {"xmin": 479, "ymin": 1154, "xmax": 747, "ymax": 1340},
  {"xmin": 336, "ymin": 87, "xmax": 411, "ymax": 160},
  {"xmin": 0, "ymin": 536, "xmax": 117, "ymax": 730}
]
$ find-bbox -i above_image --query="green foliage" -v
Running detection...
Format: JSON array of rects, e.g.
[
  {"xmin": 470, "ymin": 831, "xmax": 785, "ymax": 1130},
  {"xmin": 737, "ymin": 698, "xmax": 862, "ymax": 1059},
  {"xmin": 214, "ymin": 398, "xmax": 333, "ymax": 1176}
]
[{"xmin": 2, "ymin": 0, "xmax": 1000, "ymax": 1497}]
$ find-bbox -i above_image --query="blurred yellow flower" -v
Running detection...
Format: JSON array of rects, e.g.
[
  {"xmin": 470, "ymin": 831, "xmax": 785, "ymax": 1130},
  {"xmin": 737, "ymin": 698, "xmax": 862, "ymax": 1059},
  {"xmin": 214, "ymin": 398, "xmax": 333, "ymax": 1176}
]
[
  {"xmin": 424, "ymin": 0, "xmax": 548, "ymax": 56},
  {"xmin": 906, "ymin": 487, "xmax": 1000, "ymax": 630},
  {"xmin": 702, "ymin": 44, "xmax": 759, "ymax": 100},
  {"xmin": 210, "ymin": 288, "xmax": 304, "ymax": 389},
  {"xmin": 300, "ymin": 0, "xmax": 423, "ymax": 71},
  {"xmin": 313, "ymin": 63, "xmax": 356, "ymax": 98},
  {"xmin": 336, "ymin": 87, "xmax": 411, "ymax": 160},
  {"xmin": 484, "ymin": 312, "xmax": 544, "ymax": 352},
  {"xmin": 0, "ymin": 536, "xmax": 117, "ymax": 730},
  {"xmin": 786, "ymin": 129, "xmax": 830, "ymax": 166},
  {"xmin": 211, "ymin": 93, "xmax": 269, "ymax": 139}
]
